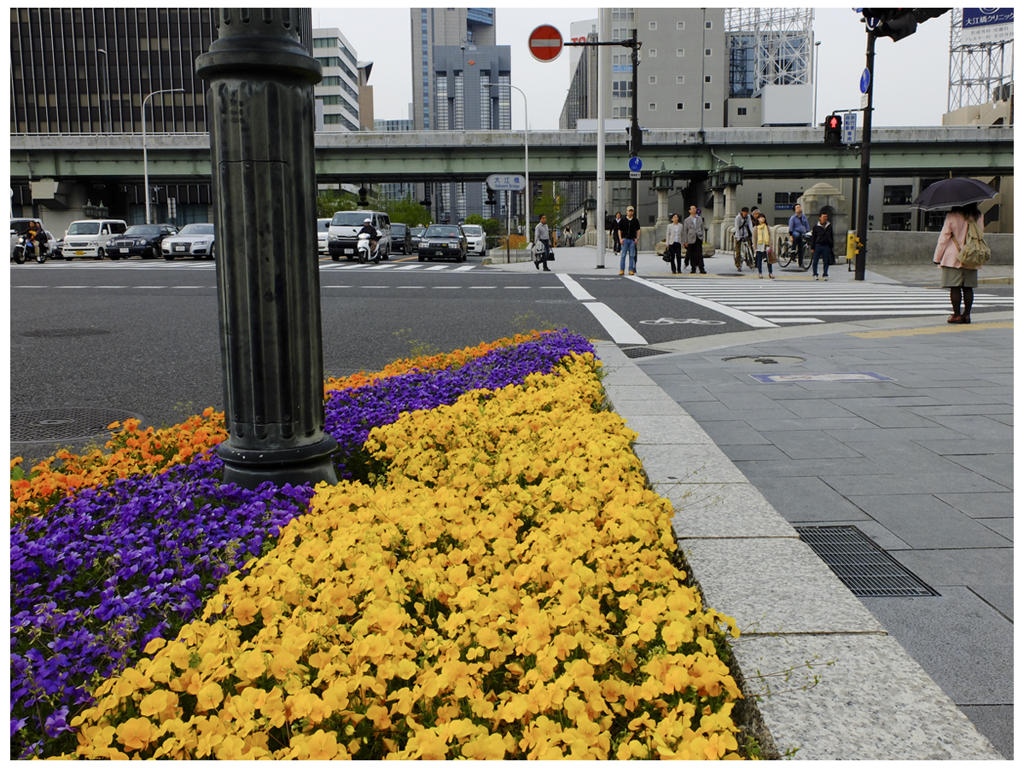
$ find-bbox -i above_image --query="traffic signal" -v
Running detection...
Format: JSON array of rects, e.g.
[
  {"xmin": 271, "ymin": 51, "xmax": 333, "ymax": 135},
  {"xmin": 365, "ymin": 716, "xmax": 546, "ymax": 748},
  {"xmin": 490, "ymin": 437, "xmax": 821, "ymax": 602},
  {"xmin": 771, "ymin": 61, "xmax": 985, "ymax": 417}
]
[
  {"xmin": 860, "ymin": 8, "xmax": 950, "ymax": 41},
  {"xmin": 824, "ymin": 113, "xmax": 843, "ymax": 147}
]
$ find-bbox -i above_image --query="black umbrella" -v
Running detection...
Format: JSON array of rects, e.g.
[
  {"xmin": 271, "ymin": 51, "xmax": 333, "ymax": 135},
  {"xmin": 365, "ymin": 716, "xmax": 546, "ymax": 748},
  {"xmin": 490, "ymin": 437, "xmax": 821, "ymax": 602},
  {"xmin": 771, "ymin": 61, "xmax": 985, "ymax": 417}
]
[{"xmin": 910, "ymin": 177, "xmax": 997, "ymax": 210}]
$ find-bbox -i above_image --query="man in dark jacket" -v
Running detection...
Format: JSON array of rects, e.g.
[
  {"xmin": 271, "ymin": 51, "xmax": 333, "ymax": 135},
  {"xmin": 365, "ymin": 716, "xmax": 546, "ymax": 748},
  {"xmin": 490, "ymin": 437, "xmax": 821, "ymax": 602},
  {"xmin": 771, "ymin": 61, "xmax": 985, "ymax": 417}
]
[
  {"xmin": 809, "ymin": 210, "xmax": 834, "ymax": 281},
  {"xmin": 617, "ymin": 206, "xmax": 641, "ymax": 275}
]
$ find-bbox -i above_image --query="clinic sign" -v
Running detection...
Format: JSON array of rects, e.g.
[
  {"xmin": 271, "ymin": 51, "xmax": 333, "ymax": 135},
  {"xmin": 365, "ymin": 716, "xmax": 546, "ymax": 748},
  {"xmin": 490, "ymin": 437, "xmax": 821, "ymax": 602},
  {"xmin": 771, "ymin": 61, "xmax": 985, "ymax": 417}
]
[{"xmin": 962, "ymin": 8, "xmax": 1013, "ymax": 45}]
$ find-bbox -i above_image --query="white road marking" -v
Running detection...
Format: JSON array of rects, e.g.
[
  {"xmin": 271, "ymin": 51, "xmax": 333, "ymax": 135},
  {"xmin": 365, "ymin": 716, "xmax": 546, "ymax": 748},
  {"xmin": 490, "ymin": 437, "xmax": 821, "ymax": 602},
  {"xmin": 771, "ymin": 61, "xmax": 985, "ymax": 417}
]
[
  {"xmin": 556, "ymin": 273, "xmax": 596, "ymax": 301},
  {"xmin": 628, "ymin": 276, "xmax": 778, "ymax": 328},
  {"xmin": 582, "ymin": 302, "xmax": 648, "ymax": 345},
  {"xmin": 452, "ymin": 265, "xmax": 475, "ymax": 272}
]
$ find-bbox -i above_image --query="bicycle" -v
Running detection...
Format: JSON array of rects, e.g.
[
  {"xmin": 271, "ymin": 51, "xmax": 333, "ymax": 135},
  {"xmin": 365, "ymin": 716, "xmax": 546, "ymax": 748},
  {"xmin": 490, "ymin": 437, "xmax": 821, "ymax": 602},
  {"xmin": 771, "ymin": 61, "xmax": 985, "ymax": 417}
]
[
  {"xmin": 736, "ymin": 236, "xmax": 755, "ymax": 271},
  {"xmin": 777, "ymin": 233, "xmax": 811, "ymax": 271}
]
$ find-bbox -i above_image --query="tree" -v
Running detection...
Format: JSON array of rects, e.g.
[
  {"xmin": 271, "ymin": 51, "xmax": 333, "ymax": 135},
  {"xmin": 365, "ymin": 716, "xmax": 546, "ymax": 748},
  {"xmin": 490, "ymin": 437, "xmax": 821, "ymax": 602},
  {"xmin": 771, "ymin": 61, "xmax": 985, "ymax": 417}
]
[
  {"xmin": 464, "ymin": 214, "xmax": 501, "ymax": 239},
  {"xmin": 317, "ymin": 189, "xmax": 358, "ymax": 218},
  {"xmin": 381, "ymin": 194, "xmax": 432, "ymax": 227},
  {"xmin": 533, "ymin": 189, "xmax": 562, "ymax": 231}
]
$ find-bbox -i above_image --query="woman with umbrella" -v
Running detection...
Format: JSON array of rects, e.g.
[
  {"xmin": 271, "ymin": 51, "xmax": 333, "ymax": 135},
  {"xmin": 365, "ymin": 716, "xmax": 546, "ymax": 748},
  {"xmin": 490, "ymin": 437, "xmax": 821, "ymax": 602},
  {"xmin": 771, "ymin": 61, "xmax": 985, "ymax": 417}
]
[{"xmin": 915, "ymin": 178, "xmax": 995, "ymax": 325}]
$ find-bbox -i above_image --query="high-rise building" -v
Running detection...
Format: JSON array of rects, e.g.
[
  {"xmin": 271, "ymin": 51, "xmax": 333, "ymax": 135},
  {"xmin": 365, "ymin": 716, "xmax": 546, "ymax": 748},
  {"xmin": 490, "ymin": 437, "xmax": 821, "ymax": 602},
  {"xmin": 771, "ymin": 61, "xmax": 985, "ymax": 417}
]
[
  {"xmin": 410, "ymin": 8, "xmax": 511, "ymax": 222},
  {"xmin": 312, "ymin": 28, "xmax": 363, "ymax": 132},
  {"xmin": 10, "ymin": 8, "xmax": 314, "ymax": 225}
]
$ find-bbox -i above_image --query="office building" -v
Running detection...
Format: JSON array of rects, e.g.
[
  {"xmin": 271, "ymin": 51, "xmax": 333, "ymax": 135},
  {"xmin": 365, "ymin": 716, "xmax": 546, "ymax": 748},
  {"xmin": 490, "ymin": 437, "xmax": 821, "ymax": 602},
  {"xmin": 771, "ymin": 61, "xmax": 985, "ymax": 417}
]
[
  {"xmin": 10, "ymin": 8, "xmax": 314, "ymax": 226},
  {"xmin": 410, "ymin": 8, "xmax": 511, "ymax": 222},
  {"xmin": 312, "ymin": 28, "xmax": 363, "ymax": 132}
]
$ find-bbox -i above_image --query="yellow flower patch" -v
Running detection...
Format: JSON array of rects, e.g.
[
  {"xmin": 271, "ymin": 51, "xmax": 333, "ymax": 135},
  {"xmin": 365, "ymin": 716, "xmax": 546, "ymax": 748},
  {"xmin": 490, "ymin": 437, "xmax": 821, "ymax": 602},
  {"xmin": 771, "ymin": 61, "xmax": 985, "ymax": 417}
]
[{"xmin": 63, "ymin": 352, "xmax": 743, "ymax": 760}]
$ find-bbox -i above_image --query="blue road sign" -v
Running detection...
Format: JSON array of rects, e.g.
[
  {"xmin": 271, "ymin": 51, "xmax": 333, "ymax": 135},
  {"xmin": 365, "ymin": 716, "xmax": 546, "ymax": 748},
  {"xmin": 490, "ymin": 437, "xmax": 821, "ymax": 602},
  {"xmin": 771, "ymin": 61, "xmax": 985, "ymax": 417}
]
[
  {"xmin": 628, "ymin": 156, "xmax": 643, "ymax": 172},
  {"xmin": 860, "ymin": 68, "xmax": 871, "ymax": 94}
]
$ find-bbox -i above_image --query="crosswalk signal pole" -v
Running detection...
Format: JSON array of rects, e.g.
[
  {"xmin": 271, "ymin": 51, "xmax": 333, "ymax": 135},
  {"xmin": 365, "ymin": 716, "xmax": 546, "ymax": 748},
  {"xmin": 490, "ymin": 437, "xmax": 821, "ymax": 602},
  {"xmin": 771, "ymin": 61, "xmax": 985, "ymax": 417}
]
[{"xmin": 854, "ymin": 28, "xmax": 876, "ymax": 282}]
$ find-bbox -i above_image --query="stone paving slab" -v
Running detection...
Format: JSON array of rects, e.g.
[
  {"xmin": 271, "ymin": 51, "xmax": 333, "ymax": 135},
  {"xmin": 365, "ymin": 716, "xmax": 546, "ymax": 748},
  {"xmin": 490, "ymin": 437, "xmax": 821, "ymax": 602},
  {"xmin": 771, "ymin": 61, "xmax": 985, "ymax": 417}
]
[
  {"xmin": 731, "ymin": 634, "xmax": 1002, "ymax": 760},
  {"xmin": 619, "ymin": 412, "xmax": 715, "ymax": 445},
  {"xmin": 663, "ymin": 483, "xmax": 798, "ymax": 540},
  {"xmin": 635, "ymin": 443, "xmax": 749, "ymax": 485},
  {"xmin": 848, "ymin": 494, "xmax": 1012, "ymax": 549},
  {"xmin": 936, "ymin": 492, "xmax": 1014, "ymax": 519}
]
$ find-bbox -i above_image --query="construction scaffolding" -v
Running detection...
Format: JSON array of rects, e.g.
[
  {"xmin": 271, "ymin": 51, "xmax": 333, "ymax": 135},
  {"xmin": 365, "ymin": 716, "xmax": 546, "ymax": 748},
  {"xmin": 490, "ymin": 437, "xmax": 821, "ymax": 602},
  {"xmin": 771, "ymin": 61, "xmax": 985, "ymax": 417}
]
[
  {"xmin": 726, "ymin": 8, "xmax": 814, "ymax": 98},
  {"xmin": 948, "ymin": 8, "xmax": 1014, "ymax": 111}
]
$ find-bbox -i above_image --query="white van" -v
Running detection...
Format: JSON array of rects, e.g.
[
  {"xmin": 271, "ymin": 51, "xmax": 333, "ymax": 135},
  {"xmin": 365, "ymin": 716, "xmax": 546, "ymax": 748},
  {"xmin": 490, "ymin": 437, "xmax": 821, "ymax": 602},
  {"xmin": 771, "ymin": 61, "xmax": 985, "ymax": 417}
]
[
  {"xmin": 62, "ymin": 219, "xmax": 128, "ymax": 260},
  {"xmin": 328, "ymin": 210, "xmax": 391, "ymax": 261}
]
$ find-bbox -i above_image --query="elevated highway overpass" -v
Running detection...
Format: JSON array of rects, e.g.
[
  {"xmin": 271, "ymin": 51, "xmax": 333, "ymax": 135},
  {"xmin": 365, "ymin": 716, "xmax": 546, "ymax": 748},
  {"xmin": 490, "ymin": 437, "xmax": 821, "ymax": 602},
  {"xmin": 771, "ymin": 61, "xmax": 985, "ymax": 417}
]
[{"xmin": 10, "ymin": 126, "xmax": 1013, "ymax": 187}]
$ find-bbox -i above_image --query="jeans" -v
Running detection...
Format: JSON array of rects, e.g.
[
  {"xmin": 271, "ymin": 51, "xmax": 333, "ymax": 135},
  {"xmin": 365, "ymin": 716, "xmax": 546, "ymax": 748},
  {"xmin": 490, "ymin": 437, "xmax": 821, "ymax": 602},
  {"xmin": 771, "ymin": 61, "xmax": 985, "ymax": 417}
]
[
  {"xmin": 755, "ymin": 251, "xmax": 773, "ymax": 275},
  {"xmin": 812, "ymin": 244, "xmax": 831, "ymax": 277},
  {"xmin": 619, "ymin": 238, "xmax": 637, "ymax": 272}
]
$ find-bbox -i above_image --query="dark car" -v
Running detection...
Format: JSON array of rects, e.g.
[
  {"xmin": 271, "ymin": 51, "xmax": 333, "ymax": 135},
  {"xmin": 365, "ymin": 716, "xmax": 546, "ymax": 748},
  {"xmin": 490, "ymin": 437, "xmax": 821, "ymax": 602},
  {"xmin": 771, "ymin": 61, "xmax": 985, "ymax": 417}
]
[
  {"xmin": 410, "ymin": 226, "xmax": 426, "ymax": 251},
  {"xmin": 390, "ymin": 223, "xmax": 413, "ymax": 254},
  {"xmin": 108, "ymin": 223, "xmax": 178, "ymax": 260},
  {"xmin": 417, "ymin": 224, "xmax": 467, "ymax": 263}
]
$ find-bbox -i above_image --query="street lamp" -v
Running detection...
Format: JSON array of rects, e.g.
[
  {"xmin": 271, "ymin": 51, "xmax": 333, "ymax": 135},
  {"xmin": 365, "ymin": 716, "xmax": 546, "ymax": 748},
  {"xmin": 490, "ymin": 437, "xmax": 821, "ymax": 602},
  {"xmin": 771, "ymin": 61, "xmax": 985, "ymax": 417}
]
[
  {"xmin": 142, "ymin": 88, "xmax": 183, "ymax": 224},
  {"xmin": 484, "ymin": 82, "xmax": 529, "ymax": 239},
  {"xmin": 813, "ymin": 39, "xmax": 821, "ymax": 126},
  {"xmin": 96, "ymin": 48, "xmax": 111, "ymax": 133}
]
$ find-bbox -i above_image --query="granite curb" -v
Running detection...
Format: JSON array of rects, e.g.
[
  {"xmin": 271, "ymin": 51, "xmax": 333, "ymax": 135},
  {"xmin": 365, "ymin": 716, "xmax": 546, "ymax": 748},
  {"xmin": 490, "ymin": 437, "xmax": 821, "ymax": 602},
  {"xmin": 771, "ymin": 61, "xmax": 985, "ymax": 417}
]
[{"xmin": 595, "ymin": 340, "xmax": 1002, "ymax": 760}]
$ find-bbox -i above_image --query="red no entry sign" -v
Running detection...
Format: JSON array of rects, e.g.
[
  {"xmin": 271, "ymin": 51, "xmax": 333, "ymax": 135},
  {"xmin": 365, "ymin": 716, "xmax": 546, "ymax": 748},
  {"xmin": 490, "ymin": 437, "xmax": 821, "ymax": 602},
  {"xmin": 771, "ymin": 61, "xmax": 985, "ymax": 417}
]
[{"xmin": 528, "ymin": 24, "xmax": 563, "ymax": 62}]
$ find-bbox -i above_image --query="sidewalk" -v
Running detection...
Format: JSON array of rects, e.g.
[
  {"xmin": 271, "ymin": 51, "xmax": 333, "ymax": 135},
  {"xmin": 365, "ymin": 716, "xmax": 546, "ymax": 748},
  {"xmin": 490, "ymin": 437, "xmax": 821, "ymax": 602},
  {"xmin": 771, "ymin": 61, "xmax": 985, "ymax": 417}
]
[{"xmin": 485, "ymin": 247, "xmax": 1013, "ymax": 758}]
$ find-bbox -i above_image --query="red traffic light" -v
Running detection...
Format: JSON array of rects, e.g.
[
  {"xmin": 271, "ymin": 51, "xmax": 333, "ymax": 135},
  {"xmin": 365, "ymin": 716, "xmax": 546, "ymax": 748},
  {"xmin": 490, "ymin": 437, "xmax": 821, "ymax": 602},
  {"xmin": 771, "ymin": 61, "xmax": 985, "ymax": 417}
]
[{"xmin": 827, "ymin": 115, "xmax": 841, "ymax": 129}]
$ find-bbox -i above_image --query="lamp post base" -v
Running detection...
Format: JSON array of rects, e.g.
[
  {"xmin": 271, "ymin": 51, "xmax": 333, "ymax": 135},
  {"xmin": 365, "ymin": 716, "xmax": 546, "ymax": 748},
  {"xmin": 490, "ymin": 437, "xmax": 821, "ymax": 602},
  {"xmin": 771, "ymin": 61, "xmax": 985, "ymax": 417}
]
[{"xmin": 217, "ymin": 436, "xmax": 339, "ymax": 490}]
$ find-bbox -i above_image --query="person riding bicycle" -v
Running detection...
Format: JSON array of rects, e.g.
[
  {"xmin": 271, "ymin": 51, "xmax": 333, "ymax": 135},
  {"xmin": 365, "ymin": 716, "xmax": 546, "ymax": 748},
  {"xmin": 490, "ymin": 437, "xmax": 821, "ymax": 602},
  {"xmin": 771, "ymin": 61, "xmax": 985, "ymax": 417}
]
[
  {"xmin": 787, "ymin": 203, "xmax": 810, "ymax": 258},
  {"xmin": 357, "ymin": 218, "xmax": 379, "ymax": 256},
  {"xmin": 733, "ymin": 207, "xmax": 753, "ymax": 271}
]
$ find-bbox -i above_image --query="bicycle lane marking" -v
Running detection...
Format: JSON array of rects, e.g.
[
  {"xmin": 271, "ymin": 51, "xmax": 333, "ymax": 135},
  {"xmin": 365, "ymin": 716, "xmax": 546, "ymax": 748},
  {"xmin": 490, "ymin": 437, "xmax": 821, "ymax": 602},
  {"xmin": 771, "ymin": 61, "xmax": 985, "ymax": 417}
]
[
  {"xmin": 556, "ymin": 273, "xmax": 648, "ymax": 345},
  {"xmin": 625, "ymin": 275, "xmax": 779, "ymax": 328}
]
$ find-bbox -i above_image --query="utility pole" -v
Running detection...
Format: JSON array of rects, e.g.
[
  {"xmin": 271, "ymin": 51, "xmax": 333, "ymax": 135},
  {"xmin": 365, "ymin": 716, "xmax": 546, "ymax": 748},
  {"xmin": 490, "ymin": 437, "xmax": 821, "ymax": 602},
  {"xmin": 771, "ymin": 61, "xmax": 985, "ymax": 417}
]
[{"xmin": 854, "ymin": 29, "xmax": 875, "ymax": 282}]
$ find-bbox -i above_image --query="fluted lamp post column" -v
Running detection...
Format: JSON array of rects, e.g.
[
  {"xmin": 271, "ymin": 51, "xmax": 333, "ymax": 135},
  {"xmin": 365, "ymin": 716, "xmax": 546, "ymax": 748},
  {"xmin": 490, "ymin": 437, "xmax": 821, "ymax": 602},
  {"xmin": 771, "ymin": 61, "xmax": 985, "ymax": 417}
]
[{"xmin": 196, "ymin": 8, "xmax": 338, "ymax": 490}]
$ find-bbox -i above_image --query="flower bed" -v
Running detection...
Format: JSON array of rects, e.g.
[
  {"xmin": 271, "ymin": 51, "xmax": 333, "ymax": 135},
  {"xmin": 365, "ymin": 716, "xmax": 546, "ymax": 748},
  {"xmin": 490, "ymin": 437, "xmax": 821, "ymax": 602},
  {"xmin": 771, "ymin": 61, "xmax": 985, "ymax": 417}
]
[{"xmin": 11, "ymin": 330, "xmax": 743, "ymax": 760}]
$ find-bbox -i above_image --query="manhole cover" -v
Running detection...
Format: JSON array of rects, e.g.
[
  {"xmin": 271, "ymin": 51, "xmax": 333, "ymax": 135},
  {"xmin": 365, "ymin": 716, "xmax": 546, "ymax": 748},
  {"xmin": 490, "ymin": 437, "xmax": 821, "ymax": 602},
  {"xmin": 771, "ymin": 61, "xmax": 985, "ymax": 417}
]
[
  {"xmin": 723, "ymin": 355, "xmax": 805, "ymax": 364},
  {"xmin": 11, "ymin": 408, "xmax": 143, "ymax": 443},
  {"xmin": 622, "ymin": 346, "xmax": 672, "ymax": 359},
  {"xmin": 795, "ymin": 525, "xmax": 938, "ymax": 598},
  {"xmin": 21, "ymin": 328, "xmax": 110, "ymax": 338}
]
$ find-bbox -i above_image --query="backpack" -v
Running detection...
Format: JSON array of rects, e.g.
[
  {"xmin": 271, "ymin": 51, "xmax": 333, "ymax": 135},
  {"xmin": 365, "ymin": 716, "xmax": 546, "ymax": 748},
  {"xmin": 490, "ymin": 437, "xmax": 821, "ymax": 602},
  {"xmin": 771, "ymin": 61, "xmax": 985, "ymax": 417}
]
[{"xmin": 955, "ymin": 216, "xmax": 991, "ymax": 268}]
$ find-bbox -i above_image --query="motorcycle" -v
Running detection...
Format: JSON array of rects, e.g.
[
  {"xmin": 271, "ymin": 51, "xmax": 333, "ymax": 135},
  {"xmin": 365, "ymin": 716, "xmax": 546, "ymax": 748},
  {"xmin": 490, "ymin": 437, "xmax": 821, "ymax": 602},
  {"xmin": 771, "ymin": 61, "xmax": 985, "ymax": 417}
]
[
  {"xmin": 11, "ymin": 233, "xmax": 46, "ymax": 264},
  {"xmin": 356, "ymin": 232, "xmax": 381, "ymax": 264}
]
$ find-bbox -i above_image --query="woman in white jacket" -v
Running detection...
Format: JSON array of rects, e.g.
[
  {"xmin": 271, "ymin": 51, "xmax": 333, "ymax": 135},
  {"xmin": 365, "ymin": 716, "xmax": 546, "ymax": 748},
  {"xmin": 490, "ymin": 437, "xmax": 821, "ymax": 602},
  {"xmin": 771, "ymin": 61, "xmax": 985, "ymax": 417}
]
[
  {"xmin": 665, "ymin": 213, "xmax": 683, "ymax": 274},
  {"xmin": 933, "ymin": 203, "xmax": 983, "ymax": 323}
]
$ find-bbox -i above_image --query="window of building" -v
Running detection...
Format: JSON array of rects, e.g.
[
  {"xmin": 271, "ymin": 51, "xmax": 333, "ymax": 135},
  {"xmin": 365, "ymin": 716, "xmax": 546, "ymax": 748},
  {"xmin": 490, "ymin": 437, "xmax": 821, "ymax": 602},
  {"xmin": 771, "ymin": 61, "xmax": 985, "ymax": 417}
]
[
  {"xmin": 705, "ymin": 75, "xmax": 712, "ymax": 83},
  {"xmin": 676, "ymin": 48, "xmax": 685, "ymax": 57},
  {"xmin": 705, "ymin": 48, "xmax": 712, "ymax": 56},
  {"xmin": 677, "ymin": 20, "xmax": 685, "ymax": 30},
  {"xmin": 737, "ymin": 107, "xmax": 747, "ymax": 115},
  {"xmin": 649, "ymin": 75, "xmax": 657, "ymax": 84},
  {"xmin": 883, "ymin": 185, "xmax": 913, "ymax": 206},
  {"xmin": 649, "ymin": 21, "xmax": 656, "ymax": 30},
  {"xmin": 704, "ymin": 102, "xmax": 711, "ymax": 110},
  {"xmin": 649, "ymin": 48, "xmax": 657, "ymax": 57},
  {"xmin": 882, "ymin": 212, "xmax": 911, "ymax": 231},
  {"xmin": 649, "ymin": 103, "xmax": 656, "ymax": 111},
  {"xmin": 677, "ymin": 102, "xmax": 684, "ymax": 110},
  {"xmin": 612, "ymin": 80, "xmax": 632, "ymax": 98},
  {"xmin": 676, "ymin": 75, "xmax": 685, "ymax": 84},
  {"xmin": 757, "ymin": 193, "xmax": 763, "ymax": 204},
  {"xmin": 705, "ymin": 20, "xmax": 713, "ymax": 29}
]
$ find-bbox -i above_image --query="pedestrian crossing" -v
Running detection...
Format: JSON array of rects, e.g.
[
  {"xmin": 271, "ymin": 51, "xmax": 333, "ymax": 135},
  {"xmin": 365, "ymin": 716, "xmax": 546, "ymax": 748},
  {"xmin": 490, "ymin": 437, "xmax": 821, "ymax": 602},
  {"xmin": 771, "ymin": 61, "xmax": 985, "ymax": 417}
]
[
  {"xmin": 652, "ymin": 277, "xmax": 1013, "ymax": 325},
  {"xmin": 22, "ymin": 260, "xmax": 479, "ymax": 273}
]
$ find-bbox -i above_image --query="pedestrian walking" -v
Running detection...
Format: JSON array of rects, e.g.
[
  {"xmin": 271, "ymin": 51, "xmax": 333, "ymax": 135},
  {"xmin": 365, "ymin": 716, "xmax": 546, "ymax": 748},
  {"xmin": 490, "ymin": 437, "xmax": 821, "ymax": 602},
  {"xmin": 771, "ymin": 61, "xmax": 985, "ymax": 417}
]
[
  {"xmin": 563, "ymin": 224, "xmax": 572, "ymax": 248},
  {"xmin": 617, "ymin": 206, "xmax": 641, "ymax": 275},
  {"xmin": 683, "ymin": 205, "xmax": 706, "ymax": 274},
  {"xmin": 733, "ymin": 207, "xmax": 753, "ymax": 271},
  {"xmin": 610, "ymin": 212, "xmax": 622, "ymax": 254},
  {"xmin": 534, "ymin": 214, "xmax": 552, "ymax": 272},
  {"xmin": 754, "ymin": 212, "xmax": 775, "ymax": 279},
  {"xmin": 666, "ymin": 213, "xmax": 683, "ymax": 274},
  {"xmin": 933, "ymin": 203, "xmax": 985, "ymax": 323},
  {"xmin": 809, "ymin": 210, "xmax": 834, "ymax": 280}
]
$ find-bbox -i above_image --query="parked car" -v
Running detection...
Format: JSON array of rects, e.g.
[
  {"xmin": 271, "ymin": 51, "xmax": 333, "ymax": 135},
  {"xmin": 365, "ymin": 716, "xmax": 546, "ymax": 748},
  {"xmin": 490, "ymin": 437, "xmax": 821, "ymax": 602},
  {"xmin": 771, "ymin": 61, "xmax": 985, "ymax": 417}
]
[
  {"xmin": 410, "ymin": 226, "xmax": 426, "ymax": 252},
  {"xmin": 52, "ymin": 235, "xmax": 64, "ymax": 259},
  {"xmin": 328, "ymin": 210, "xmax": 391, "ymax": 261},
  {"xmin": 461, "ymin": 224, "xmax": 487, "ymax": 257},
  {"xmin": 108, "ymin": 223, "xmax": 178, "ymax": 260},
  {"xmin": 60, "ymin": 218, "xmax": 128, "ymax": 260},
  {"xmin": 390, "ymin": 223, "xmax": 413, "ymax": 255},
  {"xmin": 161, "ymin": 223, "xmax": 216, "ymax": 260},
  {"xmin": 316, "ymin": 218, "xmax": 331, "ymax": 256},
  {"xmin": 417, "ymin": 224, "xmax": 467, "ymax": 263}
]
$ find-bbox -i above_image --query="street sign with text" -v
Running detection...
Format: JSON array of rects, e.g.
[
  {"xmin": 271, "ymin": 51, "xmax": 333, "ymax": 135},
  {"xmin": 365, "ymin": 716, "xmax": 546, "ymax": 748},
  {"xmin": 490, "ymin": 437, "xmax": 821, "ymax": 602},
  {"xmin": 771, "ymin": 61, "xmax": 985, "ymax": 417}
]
[{"xmin": 486, "ymin": 173, "xmax": 527, "ymax": 191}]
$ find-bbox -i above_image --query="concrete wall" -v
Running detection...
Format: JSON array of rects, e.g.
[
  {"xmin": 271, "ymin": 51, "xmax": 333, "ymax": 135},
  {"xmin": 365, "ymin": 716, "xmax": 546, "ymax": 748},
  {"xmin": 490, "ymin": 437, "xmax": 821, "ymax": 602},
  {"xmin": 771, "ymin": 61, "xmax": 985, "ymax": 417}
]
[{"xmin": 861, "ymin": 230, "xmax": 1014, "ymax": 265}]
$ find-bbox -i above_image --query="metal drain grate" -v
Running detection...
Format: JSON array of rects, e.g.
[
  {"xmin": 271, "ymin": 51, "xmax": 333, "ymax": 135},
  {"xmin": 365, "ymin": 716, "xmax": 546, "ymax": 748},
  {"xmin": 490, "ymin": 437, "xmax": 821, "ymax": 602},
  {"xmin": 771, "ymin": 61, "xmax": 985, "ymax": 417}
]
[
  {"xmin": 12, "ymin": 408, "xmax": 143, "ymax": 443},
  {"xmin": 622, "ymin": 346, "xmax": 672, "ymax": 359},
  {"xmin": 795, "ymin": 525, "xmax": 938, "ymax": 597}
]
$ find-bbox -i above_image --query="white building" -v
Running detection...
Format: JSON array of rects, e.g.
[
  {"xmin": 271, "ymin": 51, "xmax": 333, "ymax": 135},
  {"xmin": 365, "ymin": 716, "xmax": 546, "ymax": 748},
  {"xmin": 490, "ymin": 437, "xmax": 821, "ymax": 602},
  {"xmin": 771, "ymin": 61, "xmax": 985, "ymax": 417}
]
[{"xmin": 313, "ymin": 28, "xmax": 362, "ymax": 132}]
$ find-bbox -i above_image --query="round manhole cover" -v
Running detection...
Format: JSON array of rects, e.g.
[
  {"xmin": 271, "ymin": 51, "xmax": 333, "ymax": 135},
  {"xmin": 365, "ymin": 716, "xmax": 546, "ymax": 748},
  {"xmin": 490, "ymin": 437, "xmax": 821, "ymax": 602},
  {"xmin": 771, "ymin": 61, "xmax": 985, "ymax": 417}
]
[
  {"xmin": 20, "ymin": 328, "xmax": 110, "ymax": 338},
  {"xmin": 12, "ymin": 408, "xmax": 143, "ymax": 443},
  {"xmin": 723, "ymin": 355, "xmax": 806, "ymax": 365}
]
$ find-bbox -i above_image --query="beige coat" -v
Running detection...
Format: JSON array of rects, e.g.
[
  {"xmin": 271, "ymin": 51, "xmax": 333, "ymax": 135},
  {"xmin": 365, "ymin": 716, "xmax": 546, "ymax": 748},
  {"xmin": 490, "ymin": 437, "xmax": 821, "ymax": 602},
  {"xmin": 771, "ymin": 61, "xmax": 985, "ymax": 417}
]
[{"xmin": 933, "ymin": 211, "xmax": 984, "ymax": 269}]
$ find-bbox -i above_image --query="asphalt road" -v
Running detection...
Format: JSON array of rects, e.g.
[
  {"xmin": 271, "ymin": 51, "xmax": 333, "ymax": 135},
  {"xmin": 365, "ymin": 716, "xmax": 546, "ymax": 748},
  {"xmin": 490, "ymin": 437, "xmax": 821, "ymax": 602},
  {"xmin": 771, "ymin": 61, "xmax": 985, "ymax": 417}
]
[{"xmin": 8, "ymin": 255, "xmax": 1012, "ymax": 464}]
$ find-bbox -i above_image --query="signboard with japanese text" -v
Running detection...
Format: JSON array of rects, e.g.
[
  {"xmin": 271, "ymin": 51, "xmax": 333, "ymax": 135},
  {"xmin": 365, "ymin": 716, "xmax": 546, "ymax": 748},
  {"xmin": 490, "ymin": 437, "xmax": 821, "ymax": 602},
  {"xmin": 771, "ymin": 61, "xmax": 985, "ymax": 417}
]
[
  {"xmin": 962, "ymin": 8, "xmax": 1014, "ymax": 45},
  {"xmin": 486, "ymin": 174, "xmax": 527, "ymax": 191}
]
